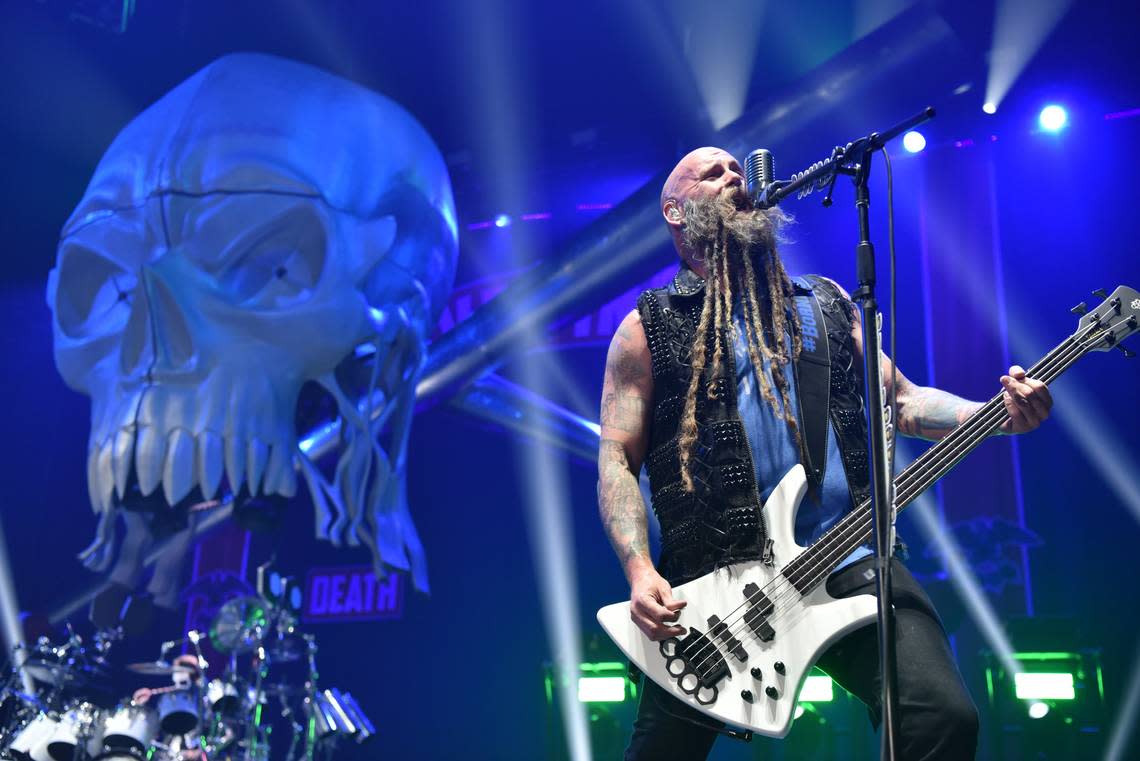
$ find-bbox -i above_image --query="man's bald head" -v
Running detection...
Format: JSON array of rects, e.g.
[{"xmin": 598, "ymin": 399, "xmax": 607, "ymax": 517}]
[{"xmin": 661, "ymin": 147, "xmax": 740, "ymax": 210}]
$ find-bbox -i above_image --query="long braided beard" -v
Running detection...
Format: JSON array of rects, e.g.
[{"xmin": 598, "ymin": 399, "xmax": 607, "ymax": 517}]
[{"xmin": 677, "ymin": 195, "xmax": 802, "ymax": 493}]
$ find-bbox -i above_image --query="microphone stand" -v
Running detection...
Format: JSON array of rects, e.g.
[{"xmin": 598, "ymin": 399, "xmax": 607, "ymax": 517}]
[{"xmin": 757, "ymin": 106, "xmax": 935, "ymax": 761}]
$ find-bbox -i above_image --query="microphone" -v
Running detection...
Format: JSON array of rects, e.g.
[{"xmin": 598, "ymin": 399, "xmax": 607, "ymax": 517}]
[{"xmin": 744, "ymin": 148, "xmax": 775, "ymax": 208}]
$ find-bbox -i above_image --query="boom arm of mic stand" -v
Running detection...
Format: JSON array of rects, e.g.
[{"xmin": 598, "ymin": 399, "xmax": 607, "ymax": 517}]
[{"xmin": 756, "ymin": 106, "xmax": 935, "ymax": 210}]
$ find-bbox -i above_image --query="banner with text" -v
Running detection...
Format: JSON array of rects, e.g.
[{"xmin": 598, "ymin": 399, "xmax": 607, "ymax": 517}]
[{"xmin": 303, "ymin": 565, "xmax": 404, "ymax": 623}]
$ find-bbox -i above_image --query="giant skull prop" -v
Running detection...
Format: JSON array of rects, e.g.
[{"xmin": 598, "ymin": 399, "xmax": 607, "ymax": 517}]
[{"xmin": 47, "ymin": 53, "xmax": 456, "ymax": 597}]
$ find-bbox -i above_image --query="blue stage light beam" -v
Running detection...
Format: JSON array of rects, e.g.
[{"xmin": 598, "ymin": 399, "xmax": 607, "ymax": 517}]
[
  {"xmin": 665, "ymin": 0, "xmax": 767, "ymax": 130},
  {"xmin": 903, "ymin": 130, "xmax": 926, "ymax": 153},
  {"xmin": 894, "ymin": 436, "xmax": 1023, "ymax": 679},
  {"xmin": 1103, "ymin": 642, "xmax": 1140, "ymax": 761},
  {"xmin": 985, "ymin": 0, "xmax": 1073, "ymax": 112},
  {"xmin": 907, "ymin": 488, "xmax": 1023, "ymax": 679},
  {"xmin": 1038, "ymin": 104, "xmax": 1068, "ymax": 132},
  {"xmin": 458, "ymin": 2, "xmax": 591, "ymax": 758}
]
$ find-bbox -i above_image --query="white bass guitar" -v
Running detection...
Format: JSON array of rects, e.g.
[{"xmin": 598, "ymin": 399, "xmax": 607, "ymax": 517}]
[{"xmin": 597, "ymin": 285, "xmax": 1138, "ymax": 737}]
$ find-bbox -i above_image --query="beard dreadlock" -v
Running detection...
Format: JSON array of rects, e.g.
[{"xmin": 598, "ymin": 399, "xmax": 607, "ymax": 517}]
[{"xmin": 677, "ymin": 193, "xmax": 802, "ymax": 493}]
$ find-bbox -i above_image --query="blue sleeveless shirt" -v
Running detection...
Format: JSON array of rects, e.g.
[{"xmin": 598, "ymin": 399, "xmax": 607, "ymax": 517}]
[{"xmin": 731, "ymin": 307, "xmax": 870, "ymax": 571}]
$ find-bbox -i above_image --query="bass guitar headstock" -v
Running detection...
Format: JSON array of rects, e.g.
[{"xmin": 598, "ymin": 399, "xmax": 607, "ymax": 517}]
[{"xmin": 1071, "ymin": 285, "xmax": 1139, "ymax": 356}]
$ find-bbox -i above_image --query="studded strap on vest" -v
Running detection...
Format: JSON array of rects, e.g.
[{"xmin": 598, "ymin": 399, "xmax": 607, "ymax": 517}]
[{"xmin": 636, "ymin": 267, "xmax": 870, "ymax": 585}]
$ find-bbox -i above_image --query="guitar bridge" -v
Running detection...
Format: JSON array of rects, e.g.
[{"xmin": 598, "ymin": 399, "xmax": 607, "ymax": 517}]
[{"xmin": 660, "ymin": 627, "xmax": 728, "ymax": 705}]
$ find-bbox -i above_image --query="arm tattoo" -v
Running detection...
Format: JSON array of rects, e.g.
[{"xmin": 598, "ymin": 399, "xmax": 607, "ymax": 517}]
[
  {"xmin": 600, "ymin": 393, "xmax": 647, "ymax": 433},
  {"xmin": 896, "ymin": 383, "xmax": 983, "ymax": 440},
  {"xmin": 598, "ymin": 438, "xmax": 650, "ymax": 572}
]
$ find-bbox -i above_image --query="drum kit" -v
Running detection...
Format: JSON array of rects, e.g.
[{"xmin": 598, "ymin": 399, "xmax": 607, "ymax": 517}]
[{"xmin": 0, "ymin": 594, "xmax": 374, "ymax": 761}]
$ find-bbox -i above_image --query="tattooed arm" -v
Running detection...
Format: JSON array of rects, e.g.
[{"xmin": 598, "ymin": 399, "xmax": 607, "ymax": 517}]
[
  {"xmin": 827, "ymin": 278, "xmax": 1053, "ymax": 440},
  {"xmin": 598, "ymin": 310, "xmax": 686, "ymax": 641}
]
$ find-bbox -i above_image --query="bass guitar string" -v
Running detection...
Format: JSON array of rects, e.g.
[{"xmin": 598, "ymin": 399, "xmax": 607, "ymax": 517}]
[
  {"xmin": 681, "ymin": 314, "xmax": 1119, "ymax": 679},
  {"xmin": 684, "ymin": 328, "xmax": 1086, "ymax": 678},
  {"xmin": 685, "ymin": 323, "xmax": 1100, "ymax": 678},
  {"xmin": 687, "ymin": 313, "xmax": 1126, "ymax": 679}
]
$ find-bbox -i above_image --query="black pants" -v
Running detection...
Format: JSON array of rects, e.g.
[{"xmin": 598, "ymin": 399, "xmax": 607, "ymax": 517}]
[{"xmin": 624, "ymin": 558, "xmax": 979, "ymax": 760}]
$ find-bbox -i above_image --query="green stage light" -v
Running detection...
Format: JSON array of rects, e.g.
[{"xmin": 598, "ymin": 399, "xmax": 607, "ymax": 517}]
[
  {"xmin": 798, "ymin": 673, "xmax": 835, "ymax": 703},
  {"xmin": 544, "ymin": 661, "xmax": 636, "ymax": 706},
  {"xmin": 1015, "ymin": 672, "xmax": 1076, "ymax": 701},
  {"xmin": 578, "ymin": 676, "xmax": 628, "ymax": 703}
]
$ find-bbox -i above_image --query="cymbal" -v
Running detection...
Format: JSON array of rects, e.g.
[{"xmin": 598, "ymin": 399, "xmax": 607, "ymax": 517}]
[
  {"xmin": 21, "ymin": 657, "xmax": 104, "ymax": 687},
  {"xmin": 126, "ymin": 660, "xmax": 176, "ymax": 675},
  {"xmin": 209, "ymin": 597, "xmax": 269, "ymax": 654}
]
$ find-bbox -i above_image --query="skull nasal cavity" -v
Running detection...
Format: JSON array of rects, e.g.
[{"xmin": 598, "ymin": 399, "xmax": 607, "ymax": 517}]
[{"xmin": 119, "ymin": 268, "xmax": 196, "ymax": 376}]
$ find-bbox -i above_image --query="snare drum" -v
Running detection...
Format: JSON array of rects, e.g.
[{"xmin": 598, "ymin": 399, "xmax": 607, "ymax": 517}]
[
  {"xmin": 156, "ymin": 688, "xmax": 200, "ymax": 735},
  {"xmin": 45, "ymin": 702, "xmax": 103, "ymax": 761},
  {"xmin": 100, "ymin": 703, "xmax": 158, "ymax": 754},
  {"xmin": 7, "ymin": 713, "xmax": 57, "ymax": 761}
]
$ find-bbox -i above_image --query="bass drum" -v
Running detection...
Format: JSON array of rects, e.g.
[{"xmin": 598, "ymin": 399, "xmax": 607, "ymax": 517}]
[
  {"xmin": 7, "ymin": 713, "xmax": 57, "ymax": 761},
  {"xmin": 45, "ymin": 702, "xmax": 103, "ymax": 761},
  {"xmin": 100, "ymin": 704, "xmax": 157, "ymax": 755}
]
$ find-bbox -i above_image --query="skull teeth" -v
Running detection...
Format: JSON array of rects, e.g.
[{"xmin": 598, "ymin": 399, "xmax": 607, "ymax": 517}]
[
  {"xmin": 94, "ymin": 440, "xmax": 114, "ymax": 512},
  {"xmin": 112, "ymin": 427, "xmax": 135, "ymax": 500},
  {"xmin": 264, "ymin": 443, "xmax": 297, "ymax": 498},
  {"xmin": 162, "ymin": 429, "xmax": 195, "ymax": 506},
  {"xmin": 247, "ymin": 438, "xmax": 269, "ymax": 496},
  {"xmin": 86, "ymin": 444, "xmax": 105, "ymax": 514},
  {"xmin": 87, "ymin": 425, "xmax": 298, "ymax": 510},
  {"xmin": 135, "ymin": 424, "xmax": 165, "ymax": 497},
  {"xmin": 224, "ymin": 435, "xmax": 246, "ymax": 496},
  {"xmin": 197, "ymin": 431, "xmax": 224, "ymax": 500}
]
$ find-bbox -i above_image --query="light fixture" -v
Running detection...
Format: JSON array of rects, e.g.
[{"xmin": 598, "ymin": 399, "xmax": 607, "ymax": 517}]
[
  {"xmin": 1039, "ymin": 104, "xmax": 1068, "ymax": 132},
  {"xmin": 902, "ymin": 130, "xmax": 927, "ymax": 153}
]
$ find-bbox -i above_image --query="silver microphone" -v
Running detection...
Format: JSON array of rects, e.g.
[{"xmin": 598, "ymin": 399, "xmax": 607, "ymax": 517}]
[{"xmin": 744, "ymin": 148, "xmax": 775, "ymax": 207}]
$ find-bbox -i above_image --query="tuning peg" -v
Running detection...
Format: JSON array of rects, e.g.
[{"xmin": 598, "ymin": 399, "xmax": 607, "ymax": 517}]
[
  {"xmin": 1070, "ymin": 302, "xmax": 1088, "ymax": 315},
  {"xmin": 1092, "ymin": 288, "xmax": 1108, "ymax": 300},
  {"xmin": 1117, "ymin": 345, "xmax": 1136, "ymax": 359}
]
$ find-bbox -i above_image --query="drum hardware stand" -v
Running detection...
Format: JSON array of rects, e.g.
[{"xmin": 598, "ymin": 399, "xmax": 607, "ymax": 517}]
[{"xmin": 302, "ymin": 634, "xmax": 320, "ymax": 761}]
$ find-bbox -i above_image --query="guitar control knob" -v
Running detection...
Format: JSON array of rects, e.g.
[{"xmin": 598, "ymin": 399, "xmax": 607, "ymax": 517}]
[
  {"xmin": 765, "ymin": 686, "xmax": 779, "ymax": 699},
  {"xmin": 774, "ymin": 661, "xmax": 785, "ymax": 675},
  {"xmin": 741, "ymin": 689, "xmax": 753, "ymax": 703}
]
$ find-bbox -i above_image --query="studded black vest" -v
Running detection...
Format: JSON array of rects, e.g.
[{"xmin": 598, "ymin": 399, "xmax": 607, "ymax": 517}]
[{"xmin": 637, "ymin": 266, "xmax": 871, "ymax": 585}]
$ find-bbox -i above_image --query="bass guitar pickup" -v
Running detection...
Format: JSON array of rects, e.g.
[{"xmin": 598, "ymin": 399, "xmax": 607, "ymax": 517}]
[{"xmin": 742, "ymin": 582, "xmax": 776, "ymax": 642}]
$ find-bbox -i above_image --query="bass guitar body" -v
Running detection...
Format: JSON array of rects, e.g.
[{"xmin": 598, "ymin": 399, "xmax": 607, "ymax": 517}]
[{"xmin": 597, "ymin": 464, "xmax": 876, "ymax": 738}]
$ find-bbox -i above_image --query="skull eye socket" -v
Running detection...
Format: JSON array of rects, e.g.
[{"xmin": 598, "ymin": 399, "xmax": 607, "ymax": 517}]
[
  {"xmin": 53, "ymin": 243, "xmax": 137, "ymax": 339},
  {"xmin": 217, "ymin": 208, "xmax": 326, "ymax": 309}
]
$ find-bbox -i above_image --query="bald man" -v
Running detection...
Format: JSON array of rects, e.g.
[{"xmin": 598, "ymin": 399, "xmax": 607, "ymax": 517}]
[{"xmin": 597, "ymin": 147, "xmax": 1051, "ymax": 759}]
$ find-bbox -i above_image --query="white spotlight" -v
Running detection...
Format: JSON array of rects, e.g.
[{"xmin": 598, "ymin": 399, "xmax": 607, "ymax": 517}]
[
  {"xmin": 1027, "ymin": 701, "xmax": 1050, "ymax": 719},
  {"xmin": 985, "ymin": 0, "xmax": 1073, "ymax": 113},
  {"xmin": 902, "ymin": 130, "xmax": 927, "ymax": 153},
  {"xmin": 1038, "ymin": 104, "xmax": 1068, "ymax": 132},
  {"xmin": 983, "ymin": 102, "xmax": 997, "ymax": 114}
]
